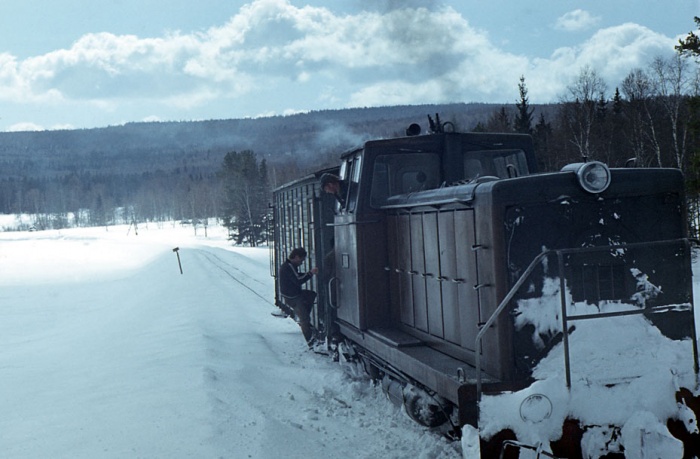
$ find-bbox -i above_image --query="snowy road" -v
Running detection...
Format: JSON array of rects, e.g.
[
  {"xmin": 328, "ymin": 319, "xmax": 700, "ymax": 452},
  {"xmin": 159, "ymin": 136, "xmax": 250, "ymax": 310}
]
[{"xmin": 0, "ymin": 225, "xmax": 460, "ymax": 458}]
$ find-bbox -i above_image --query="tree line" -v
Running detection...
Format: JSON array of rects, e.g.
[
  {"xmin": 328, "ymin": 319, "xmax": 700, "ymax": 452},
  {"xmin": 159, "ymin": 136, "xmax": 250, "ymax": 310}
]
[
  {"xmin": 224, "ymin": 18, "xmax": 700, "ymax": 244},
  {"xmin": 2, "ymin": 17, "xmax": 699, "ymax": 240},
  {"xmin": 480, "ymin": 56, "xmax": 697, "ymax": 174}
]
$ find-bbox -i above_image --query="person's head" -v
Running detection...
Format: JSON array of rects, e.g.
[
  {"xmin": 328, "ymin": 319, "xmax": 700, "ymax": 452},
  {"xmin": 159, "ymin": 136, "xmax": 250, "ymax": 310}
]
[
  {"xmin": 288, "ymin": 247, "xmax": 307, "ymax": 265},
  {"xmin": 320, "ymin": 173, "xmax": 341, "ymax": 195}
]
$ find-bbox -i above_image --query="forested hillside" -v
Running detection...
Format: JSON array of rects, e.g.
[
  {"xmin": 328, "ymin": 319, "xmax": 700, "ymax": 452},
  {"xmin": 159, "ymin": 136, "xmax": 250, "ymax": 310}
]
[
  {"xmin": 1, "ymin": 55, "xmax": 699, "ymax": 238},
  {"xmin": 0, "ymin": 103, "xmax": 515, "ymax": 227}
]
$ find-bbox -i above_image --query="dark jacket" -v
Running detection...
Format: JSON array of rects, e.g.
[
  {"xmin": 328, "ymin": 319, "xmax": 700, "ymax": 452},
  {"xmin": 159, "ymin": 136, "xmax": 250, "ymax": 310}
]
[
  {"xmin": 333, "ymin": 181, "xmax": 348, "ymax": 207},
  {"xmin": 279, "ymin": 259, "xmax": 313, "ymax": 298}
]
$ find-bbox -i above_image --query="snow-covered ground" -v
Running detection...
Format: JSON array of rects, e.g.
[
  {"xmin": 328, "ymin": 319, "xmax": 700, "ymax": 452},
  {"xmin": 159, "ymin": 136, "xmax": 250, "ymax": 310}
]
[
  {"xmin": 0, "ymin": 222, "xmax": 462, "ymax": 458},
  {"xmin": 1, "ymin": 220, "xmax": 698, "ymax": 458}
]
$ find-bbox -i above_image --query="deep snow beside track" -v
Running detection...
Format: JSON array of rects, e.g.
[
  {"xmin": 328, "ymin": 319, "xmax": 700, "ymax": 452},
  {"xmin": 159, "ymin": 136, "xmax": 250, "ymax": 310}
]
[{"xmin": 0, "ymin": 223, "xmax": 461, "ymax": 458}]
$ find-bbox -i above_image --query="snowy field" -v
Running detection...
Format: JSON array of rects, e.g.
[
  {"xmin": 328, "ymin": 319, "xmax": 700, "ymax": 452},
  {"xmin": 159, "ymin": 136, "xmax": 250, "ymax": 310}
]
[{"xmin": 0, "ymin": 222, "xmax": 462, "ymax": 459}]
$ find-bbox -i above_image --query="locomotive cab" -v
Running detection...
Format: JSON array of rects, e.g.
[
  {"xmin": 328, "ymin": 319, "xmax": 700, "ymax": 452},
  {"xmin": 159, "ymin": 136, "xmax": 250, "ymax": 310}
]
[{"xmin": 329, "ymin": 129, "xmax": 545, "ymax": 419}]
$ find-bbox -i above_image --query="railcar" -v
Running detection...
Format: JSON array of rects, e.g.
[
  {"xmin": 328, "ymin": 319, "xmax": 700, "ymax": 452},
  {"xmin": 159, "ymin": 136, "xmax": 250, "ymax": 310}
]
[{"xmin": 270, "ymin": 117, "xmax": 700, "ymax": 458}]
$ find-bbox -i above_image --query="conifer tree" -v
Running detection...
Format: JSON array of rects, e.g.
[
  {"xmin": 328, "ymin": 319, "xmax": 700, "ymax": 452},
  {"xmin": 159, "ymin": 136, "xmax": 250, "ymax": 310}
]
[
  {"xmin": 677, "ymin": 17, "xmax": 700, "ymax": 231},
  {"xmin": 532, "ymin": 113, "xmax": 554, "ymax": 170},
  {"xmin": 220, "ymin": 150, "xmax": 270, "ymax": 246},
  {"xmin": 612, "ymin": 88, "xmax": 623, "ymax": 115},
  {"xmin": 676, "ymin": 17, "xmax": 700, "ymax": 58},
  {"xmin": 514, "ymin": 76, "xmax": 534, "ymax": 134}
]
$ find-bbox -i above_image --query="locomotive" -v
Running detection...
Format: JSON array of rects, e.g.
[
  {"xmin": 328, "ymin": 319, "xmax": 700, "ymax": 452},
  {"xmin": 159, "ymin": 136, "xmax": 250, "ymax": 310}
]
[{"xmin": 270, "ymin": 116, "xmax": 700, "ymax": 458}]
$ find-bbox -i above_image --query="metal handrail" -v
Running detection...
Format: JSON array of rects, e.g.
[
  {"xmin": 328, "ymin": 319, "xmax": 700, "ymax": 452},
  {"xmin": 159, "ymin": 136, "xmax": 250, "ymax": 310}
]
[
  {"xmin": 475, "ymin": 238, "xmax": 698, "ymax": 401},
  {"xmin": 327, "ymin": 277, "xmax": 339, "ymax": 309},
  {"xmin": 475, "ymin": 249, "xmax": 553, "ymax": 400},
  {"xmin": 500, "ymin": 440, "xmax": 561, "ymax": 459}
]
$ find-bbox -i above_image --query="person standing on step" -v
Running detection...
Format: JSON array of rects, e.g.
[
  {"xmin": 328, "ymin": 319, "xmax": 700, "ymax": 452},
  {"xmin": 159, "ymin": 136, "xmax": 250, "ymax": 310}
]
[{"xmin": 279, "ymin": 247, "xmax": 319, "ymax": 348}]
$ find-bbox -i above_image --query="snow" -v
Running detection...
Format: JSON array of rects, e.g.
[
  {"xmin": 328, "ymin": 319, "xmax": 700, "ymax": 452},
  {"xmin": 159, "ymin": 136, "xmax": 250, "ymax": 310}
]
[
  {"xmin": 0, "ymin": 221, "xmax": 698, "ymax": 458},
  {"xmin": 483, "ymin": 273, "xmax": 699, "ymax": 457},
  {"xmin": 0, "ymin": 223, "xmax": 461, "ymax": 458}
]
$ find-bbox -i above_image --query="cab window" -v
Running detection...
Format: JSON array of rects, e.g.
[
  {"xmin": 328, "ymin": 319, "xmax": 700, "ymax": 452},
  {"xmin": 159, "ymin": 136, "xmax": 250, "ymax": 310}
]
[
  {"xmin": 370, "ymin": 153, "xmax": 440, "ymax": 208},
  {"xmin": 463, "ymin": 149, "xmax": 529, "ymax": 180},
  {"xmin": 346, "ymin": 155, "xmax": 361, "ymax": 212},
  {"xmin": 332, "ymin": 156, "xmax": 362, "ymax": 214}
]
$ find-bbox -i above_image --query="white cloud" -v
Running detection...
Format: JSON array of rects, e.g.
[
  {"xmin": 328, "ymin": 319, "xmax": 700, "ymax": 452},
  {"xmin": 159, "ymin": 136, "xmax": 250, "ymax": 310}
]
[
  {"xmin": 554, "ymin": 9, "xmax": 600, "ymax": 32},
  {"xmin": 49, "ymin": 123, "xmax": 76, "ymax": 131},
  {"xmin": 6, "ymin": 122, "xmax": 44, "ymax": 132},
  {"xmin": 0, "ymin": 1, "xmax": 494, "ymax": 106},
  {"xmin": 527, "ymin": 23, "xmax": 675, "ymax": 101},
  {"xmin": 0, "ymin": 0, "xmax": 686, "ymax": 129}
]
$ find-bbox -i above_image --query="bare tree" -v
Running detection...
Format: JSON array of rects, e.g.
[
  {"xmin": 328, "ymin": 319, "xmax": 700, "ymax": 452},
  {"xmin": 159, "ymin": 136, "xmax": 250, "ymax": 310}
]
[
  {"xmin": 650, "ymin": 54, "xmax": 692, "ymax": 169},
  {"xmin": 560, "ymin": 66, "xmax": 608, "ymax": 160},
  {"xmin": 621, "ymin": 68, "xmax": 662, "ymax": 167}
]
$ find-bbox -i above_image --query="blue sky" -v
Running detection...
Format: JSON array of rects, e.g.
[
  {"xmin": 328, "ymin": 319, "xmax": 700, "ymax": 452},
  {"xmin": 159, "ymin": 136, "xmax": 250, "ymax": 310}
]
[{"xmin": 0, "ymin": 0, "xmax": 697, "ymax": 131}]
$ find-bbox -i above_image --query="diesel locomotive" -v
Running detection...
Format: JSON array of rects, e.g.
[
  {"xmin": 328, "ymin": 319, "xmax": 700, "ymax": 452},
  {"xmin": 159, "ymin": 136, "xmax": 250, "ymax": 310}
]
[{"xmin": 270, "ymin": 117, "xmax": 700, "ymax": 458}]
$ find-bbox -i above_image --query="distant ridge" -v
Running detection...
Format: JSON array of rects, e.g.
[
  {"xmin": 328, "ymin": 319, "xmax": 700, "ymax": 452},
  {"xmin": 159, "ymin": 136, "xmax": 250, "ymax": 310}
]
[{"xmin": 0, "ymin": 103, "xmax": 515, "ymax": 179}]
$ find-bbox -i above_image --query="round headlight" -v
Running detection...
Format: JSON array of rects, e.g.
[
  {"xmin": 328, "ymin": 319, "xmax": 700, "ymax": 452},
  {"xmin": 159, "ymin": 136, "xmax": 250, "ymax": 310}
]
[
  {"xmin": 519, "ymin": 394, "xmax": 552, "ymax": 424},
  {"xmin": 562, "ymin": 161, "xmax": 611, "ymax": 194}
]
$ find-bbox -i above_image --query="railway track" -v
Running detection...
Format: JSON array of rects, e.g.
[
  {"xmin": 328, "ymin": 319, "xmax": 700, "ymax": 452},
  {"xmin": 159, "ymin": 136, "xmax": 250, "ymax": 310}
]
[{"xmin": 197, "ymin": 248, "xmax": 276, "ymax": 308}]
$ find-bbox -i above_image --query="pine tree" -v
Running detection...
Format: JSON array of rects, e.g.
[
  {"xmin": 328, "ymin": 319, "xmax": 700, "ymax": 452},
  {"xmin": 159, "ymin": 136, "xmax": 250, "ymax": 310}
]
[
  {"xmin": 532, "ymin": 113, "xmax": 554, "ymax": 171},
  {"xmin": 595, "ymin": 93, "xmax": 608, "ymax": 122},
  {"xmin": 676, "ymin": 17, "xmax": 700, "ymax": 58},
  {"xmin": 514, "ymin": 76, "xmax": 534, "ymax": 135},
  {"xmin": 486, "ymin": 106, "xmax": 512, "ymax": 132},
  {"xmin": 612, "ymin": 88, "xmax": 623, "ymax": 115},
  {"xmin": 220, "ymin": 150, "xmax": 270, "ymax": 246},
  {"xmin": 472, "ymin": 121, "xmax": 487, "ymax": 132}
]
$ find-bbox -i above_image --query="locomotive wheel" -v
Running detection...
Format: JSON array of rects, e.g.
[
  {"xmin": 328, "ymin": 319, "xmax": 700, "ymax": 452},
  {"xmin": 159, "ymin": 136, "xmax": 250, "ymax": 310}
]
[
  {"xmin": 667, "ymin": 388, "xmax": 700, "ymax": 458},
  {"xmin": 402, "ymin": 386, "xmax": 452, "ymax": 428}
]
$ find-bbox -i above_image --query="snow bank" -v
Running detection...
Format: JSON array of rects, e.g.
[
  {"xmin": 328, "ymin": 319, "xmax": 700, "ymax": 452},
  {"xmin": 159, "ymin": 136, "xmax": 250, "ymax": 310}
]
[
  {"xmin": 0, "ymin": 224, "xmax": 461, "ymax": 458},
  {"xmin": 480, "ymin": 276, "xmax": 698, "ymax": 457}
]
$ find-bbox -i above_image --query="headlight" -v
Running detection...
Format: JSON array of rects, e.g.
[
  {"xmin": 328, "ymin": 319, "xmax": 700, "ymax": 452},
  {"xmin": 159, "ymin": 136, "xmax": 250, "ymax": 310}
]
[
  {"xmin": 562, "ymin": 161, "xmax": 611, "ymax": 194},
  {"xmin": 519, "ymin": 394, "xmax": 552, "ymax": 424}
]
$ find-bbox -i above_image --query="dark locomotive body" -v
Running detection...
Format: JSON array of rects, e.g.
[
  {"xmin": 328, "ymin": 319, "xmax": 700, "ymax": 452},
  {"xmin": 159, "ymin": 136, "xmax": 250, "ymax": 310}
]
[{"xmin": 270, "ymin": 121, "xmax": 699, "ymax": 457}]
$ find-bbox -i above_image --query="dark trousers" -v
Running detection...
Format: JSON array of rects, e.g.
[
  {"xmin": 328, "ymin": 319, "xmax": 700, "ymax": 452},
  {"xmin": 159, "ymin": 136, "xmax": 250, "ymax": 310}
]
[{"xmin": 284, "ymin": 290, "xmax": 317, "ymax": 343}]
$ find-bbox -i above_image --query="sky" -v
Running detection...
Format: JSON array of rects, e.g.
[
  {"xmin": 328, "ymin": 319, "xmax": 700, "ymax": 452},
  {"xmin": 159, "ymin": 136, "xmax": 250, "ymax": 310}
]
[
  {"xmin": 0, "ymin": 0, "xmax": 697, "ymax": 132},
  {"xmin": 0, "ymin": 220, "xmax": 697, "ymax": 457}
]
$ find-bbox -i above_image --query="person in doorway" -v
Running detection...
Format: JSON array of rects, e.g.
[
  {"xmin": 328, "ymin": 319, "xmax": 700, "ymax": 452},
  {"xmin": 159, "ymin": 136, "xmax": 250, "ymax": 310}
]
[
  {"xmin": 279, "ymin": 247, "xmax": 319, "ymax": 348},
  {"xmin": 320, "ymin": 173, "xmax": 348, "ymax": 207}
]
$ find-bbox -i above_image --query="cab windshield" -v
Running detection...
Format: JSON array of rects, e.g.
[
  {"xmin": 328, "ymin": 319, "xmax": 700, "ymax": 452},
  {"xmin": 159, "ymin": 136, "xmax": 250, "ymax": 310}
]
[{"xmin": 370, "ymin": 153, "xmax": 441, "ymax": 208}]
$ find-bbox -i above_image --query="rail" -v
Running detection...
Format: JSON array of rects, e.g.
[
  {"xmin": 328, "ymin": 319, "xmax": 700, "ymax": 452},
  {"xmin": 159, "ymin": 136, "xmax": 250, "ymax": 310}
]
[
  {"xmin": 499, "ymin": 440, "xmax": 561, "ymax": 459},
  {"xmin": 475, "ymin": 238, "xmax": 698, "ymax": 402},
  {"xmin": 475, "ymin": 249, "xmax": 552, "ymax": 400}
]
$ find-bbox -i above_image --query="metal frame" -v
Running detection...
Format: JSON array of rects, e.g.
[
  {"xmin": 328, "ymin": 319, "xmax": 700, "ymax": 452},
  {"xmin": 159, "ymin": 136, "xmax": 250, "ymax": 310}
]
[
  {"xmin": 476, "ymin": 238, "xmax": 698, "ymax": 402},
  {"xmin": 499, "ymin": 440, "xmax": 561, "ymax": 459}
]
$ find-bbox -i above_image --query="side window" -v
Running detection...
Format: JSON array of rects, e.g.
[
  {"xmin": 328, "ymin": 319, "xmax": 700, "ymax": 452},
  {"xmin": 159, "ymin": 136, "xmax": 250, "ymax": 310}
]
[
  {"xmin": 346, "ymin": 155, "xmax": 362, "ymax": 213},
  {"xmin": 492, "ymin": 151, "xmax": 529, "ymax": 178},
  {"xmin": 464, "ymin": 159, "xmax": 483, "ymax": 181},
  {"xmin": 334, "ymin": 156, "xmax": 362, "ymax": 214},
  {"xmin": 464, "ymin": 149, "xmax": 529, "ymax": 180},
  {"xmin": 370, "ymin": 153, "xmax": 440, "ymax": 208},
  {"xmin": 334, "ymin": 161, "xmax": 349, "ymax": 214}
]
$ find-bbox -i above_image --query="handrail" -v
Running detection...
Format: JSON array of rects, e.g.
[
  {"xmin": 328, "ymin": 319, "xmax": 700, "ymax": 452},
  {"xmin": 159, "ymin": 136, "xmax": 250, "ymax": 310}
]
[
  {"xmin": 475, "ymin": 249, "xmax": 553, "ymax": 400},
  {"xmin": 267, "ymin": 205, "xmax": 276, "ymax": 278},
  {"xmin": 475, "ymin": 238, "xmax": 698, "ymax": 403},
  {"xmin": 327, "ymin": 277, "xmax": 339, "ymax": 309},
  {"xmin": 500, "ymin": 440, "xmax": 561, "ymax": 459},
  {"xmin": 326, "ymin": 219, "xmax": 381, "ymax": 227}
]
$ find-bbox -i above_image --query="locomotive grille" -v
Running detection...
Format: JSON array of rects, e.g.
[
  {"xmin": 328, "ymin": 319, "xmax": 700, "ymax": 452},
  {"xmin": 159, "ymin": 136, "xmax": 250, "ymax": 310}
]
[{"xmin": 570, "ymin": 263, "xmax": 627, "ymax": 304}]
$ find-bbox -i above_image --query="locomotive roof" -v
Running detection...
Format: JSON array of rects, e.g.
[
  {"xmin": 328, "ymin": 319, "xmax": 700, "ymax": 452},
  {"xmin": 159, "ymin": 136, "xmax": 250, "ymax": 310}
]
[
  {"xmin": 272, "ymin": 165, "xmax": 340, "ymax": 193},
  {"xmin": 340, "ymin": 131, "xmax": 534, "ymax": 159}
]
